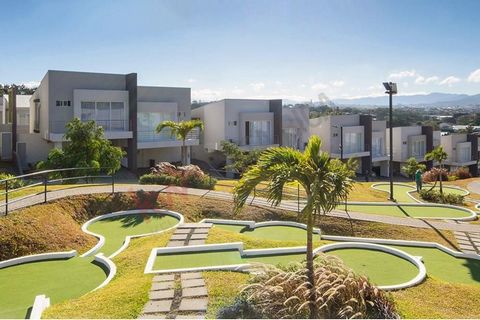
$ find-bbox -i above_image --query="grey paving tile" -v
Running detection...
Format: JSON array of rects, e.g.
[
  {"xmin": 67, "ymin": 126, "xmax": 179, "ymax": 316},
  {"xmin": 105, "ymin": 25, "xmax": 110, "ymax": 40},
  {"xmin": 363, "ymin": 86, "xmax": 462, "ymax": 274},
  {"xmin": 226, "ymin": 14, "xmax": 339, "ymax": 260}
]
[
  {"xmin": 178, "ymin": 223, "xmax": 213, "ymax": 229},
  {"xmin": 182, "ymin": 278, "xmax": 205, "ymax": 288},
  {"xmin": 143, "ymin": 300, "xmax": 173, "ymax": 314},
  {"xmin": 139, "ymin": 313, "xmax": 167, "ymax": 319},
  {"xmin": 171, "ymin": 233, "xmax": 189, "ymax": 240},
  {"xmin": 192, "ymin": 228, "xmax": 210, "ymax": 234},
  {"xmin": 190, "ymin": 233, "xmax": 208, "ymax": 240},
  {"xmin": 187, "ymin": 240, "xmax": 205, "ymax": 246},
  {"xmin": 175, "ymin": 228, "xmax": 194, "ymax": 234},
  {"xmin": 175, "ymin": 314, "xmax": 205, "ymax": 319},
  {"xmin": 152, "ymin": 281, "xmax": 174, "ymax": 291},
  {"xmin": 181, "ymin": 272, "xmax": 202, "ymax": 280},
  {"xmin": 150, "ymin": 289, "xmax": 175, "ymax": 300},
  {"xmin": 153, "ymin": 274, "xmax": 175, "ymax": 282},
  {"xmin": 168, "ymin": 241, "xmax": 185, "ymax": 247},
  {"xmin": 183, "ymin": 286, "xmax": 208, "ymax": 298},
  {"xmin": 178, "ymin": 298, "xmax": 208, "ymax": 312}
]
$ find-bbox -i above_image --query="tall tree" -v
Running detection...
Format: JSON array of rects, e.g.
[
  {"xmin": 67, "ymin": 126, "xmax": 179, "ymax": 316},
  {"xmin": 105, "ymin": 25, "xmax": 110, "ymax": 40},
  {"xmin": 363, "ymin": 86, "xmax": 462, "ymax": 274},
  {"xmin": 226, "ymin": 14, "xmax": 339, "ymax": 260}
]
[
  {"xmin": 425, "ymin": 145, "xmax": 448, "ymax": 196},
  {"xmin": 220, "ymin": 140, "xmax": 261, "ymax": 174},
  {"xmin": 156, "ymin": 119, "xmax": 204, "ymax": 165},
  {"xmin": 402, "ymin": 157, "xmax": 426, "ymax": 179},
  {"xmin": 233, "ymin": 136, "xmax": 355, "ymax": 318},
  {"xmin": 37, "ymin": 118, "xmax": 124, "ymax": 176}
]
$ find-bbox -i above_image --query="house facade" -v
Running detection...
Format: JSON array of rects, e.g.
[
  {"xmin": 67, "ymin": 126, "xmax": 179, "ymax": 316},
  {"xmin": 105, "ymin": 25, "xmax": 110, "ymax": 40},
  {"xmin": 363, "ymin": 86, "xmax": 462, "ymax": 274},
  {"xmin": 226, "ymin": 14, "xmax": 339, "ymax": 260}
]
[
  {"xmin": 1, "ymin": 70, "xmax": 198, "ymax": 170},
  {"xmin": 440, "ymin": 133, "xmax": 478, "ymax": 175}
]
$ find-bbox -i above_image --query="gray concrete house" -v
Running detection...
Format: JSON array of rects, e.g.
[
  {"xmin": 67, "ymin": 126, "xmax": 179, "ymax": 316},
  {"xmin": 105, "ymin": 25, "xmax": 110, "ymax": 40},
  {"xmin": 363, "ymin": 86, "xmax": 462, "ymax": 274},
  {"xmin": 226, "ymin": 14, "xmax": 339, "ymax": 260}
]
[
  {"xmin": 2, "ymin": 70, "xmax": 199, "ymax": 171},
  {"xmin": 440, "ymin": 133, "xmax": 478, "ymax": 175}
]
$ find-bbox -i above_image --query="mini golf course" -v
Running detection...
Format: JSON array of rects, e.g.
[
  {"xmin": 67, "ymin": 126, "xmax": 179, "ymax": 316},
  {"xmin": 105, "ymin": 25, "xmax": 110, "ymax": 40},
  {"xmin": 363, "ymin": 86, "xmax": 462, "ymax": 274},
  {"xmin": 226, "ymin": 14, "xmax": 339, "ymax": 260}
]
[
  {"xmin": 86, "ymin": 212, "xmax": 180, "ymax": 257},
  {"xmin": 0, "ymin": 210, "xmax": 182, "ymax": 318},
  {"xmin": 212, "ymin": 223, "xmax": 317, "ymax": 242},
  {"xmin": 0, "ymin": 256, "xmax": 106, "ymax": 319}
]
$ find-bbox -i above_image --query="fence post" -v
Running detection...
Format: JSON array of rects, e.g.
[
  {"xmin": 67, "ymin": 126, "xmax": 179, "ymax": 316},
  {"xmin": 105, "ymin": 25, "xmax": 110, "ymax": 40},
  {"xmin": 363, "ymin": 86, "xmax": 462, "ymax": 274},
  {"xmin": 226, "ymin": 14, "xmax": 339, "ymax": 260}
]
[
  {"xmin": 44, "ymin": 174, "xmax": 47, "ymax": 203},
  {"xmin": 297, "ymin": 184, "xmax": 300, "ymax": 213},
  {"xmin": 5, "ymin": 180, "xmax": 8, "ymax": 215},
  {"xmin": 111, "ymin": 173, "xmax": 115, "ymax": 195}
]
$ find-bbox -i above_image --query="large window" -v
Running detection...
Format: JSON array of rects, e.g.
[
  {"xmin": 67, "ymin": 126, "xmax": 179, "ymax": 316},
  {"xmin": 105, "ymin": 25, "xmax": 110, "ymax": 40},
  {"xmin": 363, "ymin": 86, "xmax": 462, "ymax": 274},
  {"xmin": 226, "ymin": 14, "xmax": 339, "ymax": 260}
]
[
  {"xmin": 372, "ymin": 136, "xmax": 384, "ymax": 157},
  {"xmin": 458, "ymin": 145, "xmax": 471, "ymax": 163},
  {"xmin": 410, "ymin": 140, "xmax": 426, "ymax": 158},
  {"xmin": 246, "ymin": 120, "xmax": 271, "ymax": 146},
  {"xmin": 282, "ymin": 128, "xmax": 298, "ymax": 148},
  {"xmin": 343, "ymin": 132, "xmax": 363, "ymax": 154},
  {"xmin": 34, "ymin": 101, "xmax": 41, "ymax": 132},
  {"xmin": 137, "ymin": 112, "xmax": 175, "ymax": 142},
  {"xmin": 80, "ymin": 101, "xmax": 126, "ymax": 131}
]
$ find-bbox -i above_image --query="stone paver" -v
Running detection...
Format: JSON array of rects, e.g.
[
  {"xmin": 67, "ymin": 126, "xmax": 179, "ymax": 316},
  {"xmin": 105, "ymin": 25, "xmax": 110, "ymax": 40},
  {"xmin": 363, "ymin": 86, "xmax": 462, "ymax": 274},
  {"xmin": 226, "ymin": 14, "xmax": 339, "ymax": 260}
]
[
  {"xmin": 181, "ymin": 272, "xmax": 202, "ymax": 280},
  {"xmin": 192, "ymin": 228, "xmax": 210, "ymax": 234},
  {"xmin": 152, "ymin": 281, "xmax": 174, "ymax": 291},
  {"xmin": 174, "ymin": 229, "xmax": 193, "ymax": 234},
  {"xmin": 143, "ymin": 300, "xmax": 173, "ymax": 314},
  {"xmin": 182, "ymin": 286, "xmax": 208, "ymax": 298},
  {"xmin": 178, "ymin": 298, "xmax": 208, "ymax": 312},
  {"xmin": 178, "ymin": 223, "xmax": 213, "ymax": 229},
  {"xmin": 187, "ymin": 240, "xmax": 205, "ymax": 246},
  {"xmin": 139, "ymin": 313, "xmax": 167, "ymax": 319},
  {"xmin": 181, "ymin": 278, "xmax": 205, "ymax": 288},
  {"xmin": 175, "ymin": 314, "xmax": 205, "ymax": 319},
  {"xmin": 150, "ymin": 289, "xmax": 175, "ymax": 300},
  {"xmin": 153, "ymin": 274, "xmax": 175, "ymax": 282},
  {"xmin": 167, "ymin": 241, "xmax": 185, "ymax": 247},
  {"xmin": 171, "ymin": 233, "xmax": 189, "ymax": 240},
  {"xmin": 190, "ymin": 233, "xmax": 208, "ymax": 240}
]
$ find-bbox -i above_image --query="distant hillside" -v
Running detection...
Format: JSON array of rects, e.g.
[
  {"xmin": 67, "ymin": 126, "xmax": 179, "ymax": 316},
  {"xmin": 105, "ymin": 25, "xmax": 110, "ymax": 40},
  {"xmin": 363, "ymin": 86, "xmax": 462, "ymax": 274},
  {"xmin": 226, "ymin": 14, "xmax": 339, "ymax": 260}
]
[{"xmin": 334, "ymin": 93, "xmax": 473, "ymax": 107}]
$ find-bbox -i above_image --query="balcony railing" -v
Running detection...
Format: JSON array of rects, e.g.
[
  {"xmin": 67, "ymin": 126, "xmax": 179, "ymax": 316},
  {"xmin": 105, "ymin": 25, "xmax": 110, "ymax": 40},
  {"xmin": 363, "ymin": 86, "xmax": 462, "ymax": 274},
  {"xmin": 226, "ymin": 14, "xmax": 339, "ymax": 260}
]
[
  {"xmin": 137, "ymin": 129, "xmax": 200, "ymax": 143},
  {"xmin": 49, "ymin": 120, "xmax": 129, "ymax": 133}
]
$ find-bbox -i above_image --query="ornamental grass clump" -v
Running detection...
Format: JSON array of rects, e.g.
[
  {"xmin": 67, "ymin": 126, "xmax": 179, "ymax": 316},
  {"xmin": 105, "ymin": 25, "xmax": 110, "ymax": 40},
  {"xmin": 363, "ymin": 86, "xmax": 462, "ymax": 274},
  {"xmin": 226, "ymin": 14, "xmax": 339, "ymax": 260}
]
[{"xmin": 241, "ymin": 255, "xmax": 399, "ymax": 319}]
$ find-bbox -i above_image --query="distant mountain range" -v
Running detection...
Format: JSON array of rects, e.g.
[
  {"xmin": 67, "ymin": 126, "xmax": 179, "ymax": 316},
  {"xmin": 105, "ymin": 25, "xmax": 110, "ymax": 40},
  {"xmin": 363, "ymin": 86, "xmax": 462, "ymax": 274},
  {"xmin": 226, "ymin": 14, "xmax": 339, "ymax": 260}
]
[{"xmin": 333, "ymin": 93, "xmax": 480, "ymax": 107}]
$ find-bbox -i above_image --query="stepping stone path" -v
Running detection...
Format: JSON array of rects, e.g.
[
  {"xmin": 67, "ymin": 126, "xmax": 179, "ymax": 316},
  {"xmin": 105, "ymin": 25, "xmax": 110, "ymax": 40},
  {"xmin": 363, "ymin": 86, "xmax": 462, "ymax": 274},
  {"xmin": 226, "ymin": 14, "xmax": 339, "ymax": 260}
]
[
  {"xmin": 454, "ymin": 231, "xmax": 480, "ymax": 255},
  {"xmin": 139, "ymin": 223, "xmax": 213, "ymax": 319}
]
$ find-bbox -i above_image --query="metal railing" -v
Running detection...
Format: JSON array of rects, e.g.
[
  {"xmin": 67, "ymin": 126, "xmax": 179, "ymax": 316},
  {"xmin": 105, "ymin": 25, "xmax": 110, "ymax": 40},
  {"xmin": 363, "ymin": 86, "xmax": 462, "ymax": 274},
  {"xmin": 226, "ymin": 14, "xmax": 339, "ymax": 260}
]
[
  {"xmin": 137, "ymin": 129, "xmax": 200, "ymax": 143},
  {"xmin": 49, "ymin": 120, "xmax": 129, "ymax": 133},
  {"xmin": 0, "ymin": 167, "xmax": 115, "ymax": 215}
]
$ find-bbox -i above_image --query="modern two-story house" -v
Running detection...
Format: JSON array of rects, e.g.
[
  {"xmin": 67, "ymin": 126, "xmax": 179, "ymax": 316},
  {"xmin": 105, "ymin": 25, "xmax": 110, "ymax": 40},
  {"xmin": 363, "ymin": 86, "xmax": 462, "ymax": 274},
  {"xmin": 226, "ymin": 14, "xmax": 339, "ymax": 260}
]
[
  {"xmin": 2, "ymin": 70, "xmax": 198, "ymax": 171},
  {"xmin": 440, "ymin": 133, "xmax": 478, "ymax": 175}
]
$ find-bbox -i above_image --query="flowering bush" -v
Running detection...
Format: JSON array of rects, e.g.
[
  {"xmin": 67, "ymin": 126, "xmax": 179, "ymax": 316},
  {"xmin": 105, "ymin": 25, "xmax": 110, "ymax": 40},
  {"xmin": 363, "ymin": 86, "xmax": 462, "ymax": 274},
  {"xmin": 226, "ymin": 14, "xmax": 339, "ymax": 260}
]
[
  {"xmin": 140, "ymin": 162, "xmax": 216, "ymax": 189},
  {"xmin": 450, "ymin": 167, "xmax": 472, "ymax": 180},
  {"xmin": 422, "ymin": 167, "xmax": 448, "ymax": 183}
]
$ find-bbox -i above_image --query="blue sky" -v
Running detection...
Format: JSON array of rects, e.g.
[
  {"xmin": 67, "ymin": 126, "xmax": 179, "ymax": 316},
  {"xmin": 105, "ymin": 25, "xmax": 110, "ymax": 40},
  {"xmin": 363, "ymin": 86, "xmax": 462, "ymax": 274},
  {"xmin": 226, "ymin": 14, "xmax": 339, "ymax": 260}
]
[{"xmin": 1, "ymin": 0, "xmax": 480, "ymax": 101}]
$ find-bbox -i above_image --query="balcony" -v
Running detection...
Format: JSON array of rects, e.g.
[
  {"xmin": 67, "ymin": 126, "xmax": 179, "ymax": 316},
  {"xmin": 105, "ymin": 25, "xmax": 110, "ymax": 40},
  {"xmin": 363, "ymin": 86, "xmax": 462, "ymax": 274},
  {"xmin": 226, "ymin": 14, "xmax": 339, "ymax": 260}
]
[
  {"xmin": 137, "ymin": 128, "xmax": 200, "ymax": 149},
  {"xmin": 48, "ymin": 120, "xmax": 133, "ymax": 142},
  {"xmin": 236, "ymin": 135, "xmax": 279, "ymax": 151}
]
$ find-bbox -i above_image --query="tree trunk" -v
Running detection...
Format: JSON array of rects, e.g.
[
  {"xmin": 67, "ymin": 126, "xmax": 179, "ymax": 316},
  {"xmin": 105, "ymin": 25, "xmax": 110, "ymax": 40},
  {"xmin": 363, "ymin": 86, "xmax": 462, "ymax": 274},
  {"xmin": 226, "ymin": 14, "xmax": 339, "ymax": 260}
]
[
  {"xmin": 181, "ymin": 140, "xmax": 186, "ymax": 166},
  {"xmin": 439, "ymin": 163, "xmax": 444, "ymax": 196},
  {"xmin": 306, "ymin": 209, "xmax": 316, "ymax": 319}
]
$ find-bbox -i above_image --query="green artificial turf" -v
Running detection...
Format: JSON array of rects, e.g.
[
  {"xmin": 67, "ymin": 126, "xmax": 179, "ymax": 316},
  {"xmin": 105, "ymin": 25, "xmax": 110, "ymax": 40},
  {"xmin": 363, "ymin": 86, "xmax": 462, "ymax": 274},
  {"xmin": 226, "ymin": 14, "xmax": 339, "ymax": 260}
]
[
  {"xmin": 154, "ymin": 250, "xmax": 243, "ymax": 270},
  {"xmin": 373, "ymin": 183, "xmax": 468, "ymax": 203},
  {"xmin": 325, "ymin": 248, "xmax": 419, "ymax": 286},
  {"xmin": 87, "ymin": 213, "xmax": 179, "ymax": 257},
  {"xmin": 246, "ymin": 253, "xmax": 305, "ymax": 266},
  {"xmin": 343, "ymin": 204, "xmax": 470, "ymax": 219},
  {"xmin": 213, "ymin": 224, "xmax": 246, "ymax": 233},
  {"xmin": 0, "ymin": 257, "xmax": 107, "ymax": 319},
  {"xmin": 213, "ymin": 224, "xmax": 315, "ymax": 242},
  {"xmin": 392, "ymin": 245, "xmax": 480, "ymax": 285}
]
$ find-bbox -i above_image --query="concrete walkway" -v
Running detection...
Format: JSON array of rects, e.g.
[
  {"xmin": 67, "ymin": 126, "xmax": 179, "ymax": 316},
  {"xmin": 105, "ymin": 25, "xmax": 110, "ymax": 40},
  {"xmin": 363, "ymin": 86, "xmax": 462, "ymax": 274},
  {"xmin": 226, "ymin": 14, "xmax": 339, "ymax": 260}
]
[
  {"xmin": 468, "ymin": 181, "xmax": 480, "ymax": 195},
  {"xmin": 1, "ymin": 183, "xmax": 480, "ymax": 233},
  {"xmin": 140, "ymin": 222, "xmax": 212, "ymax": 319}
]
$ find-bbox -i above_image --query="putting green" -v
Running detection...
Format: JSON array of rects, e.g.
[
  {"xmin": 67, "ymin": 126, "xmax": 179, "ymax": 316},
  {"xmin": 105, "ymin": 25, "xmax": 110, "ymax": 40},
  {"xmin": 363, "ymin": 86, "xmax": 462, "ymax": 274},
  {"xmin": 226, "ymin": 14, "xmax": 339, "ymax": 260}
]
[
  {"xmin": 87, "ymin": 213, "xmax": 179, "ymax": 256},
  {"xmin": 324, "ymin": 248, "xmax": 419, "ymax": 286},
  {"xmin": 213, "ymin": 224, "xmax": 312, "ymax": 242},
  {"xmin": 343, "ymin": 204, "xmax": 471, "ymax": 219},
  {"xmin": 392, "ymin": 245, "xmax": 480, "ymax": 285},
  {"xmin": 373, "ymin": 183, "xmax": 468, "ymax": 203},
  {"xmin": 0, "ymin": 257, "xmax": 107, "ymax": 319},
  {"xmin": 154, "ymin": 250, "xmax": 243, "ymax": 270}
]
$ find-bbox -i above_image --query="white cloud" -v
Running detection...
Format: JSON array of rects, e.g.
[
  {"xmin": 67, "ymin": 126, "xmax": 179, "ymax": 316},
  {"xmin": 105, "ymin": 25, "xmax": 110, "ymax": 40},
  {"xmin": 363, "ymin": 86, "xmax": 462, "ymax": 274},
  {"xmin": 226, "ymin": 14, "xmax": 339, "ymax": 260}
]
[
  {"xmin": 274, "ymin": 81, "xmax": 282, "ymax": 86},
  {"xmin": 468, "ymin": 69, "xmax": 480, "ymax": 83},
  {"xmin": 22, "ymin": 81, "xmax": 40, "ymax": 88},
  {"xmin": 330, "ymin": 80, "xmax": 345, "ymax": 87},
  {"xmin": 249, "ymin": 82, "xmax": 265, "ymax": 92},
  {"xmin": 231, "ymin": 87, "xmax": 244, "ymax": 95},
  {"xmin": 187, "ymin": 78, "xmax": 196, "ymax": 83},
  {"xmin": 311, "ymin": 82, "xmax": 328, "ymax": 91},
  {"xmin": 191, "ymin": 88, "xmax": 223, "ymax": 101},
  {"xmin": 415, "ymin": 75, "xmax": 439, "ymax": 84},
  {"xmin": 389, "ymin": 70, "xmax": 417, "ymax": 79},
  {"xmin": 439, "ymin": 76, "xmax": 460, "ymax": 86}
]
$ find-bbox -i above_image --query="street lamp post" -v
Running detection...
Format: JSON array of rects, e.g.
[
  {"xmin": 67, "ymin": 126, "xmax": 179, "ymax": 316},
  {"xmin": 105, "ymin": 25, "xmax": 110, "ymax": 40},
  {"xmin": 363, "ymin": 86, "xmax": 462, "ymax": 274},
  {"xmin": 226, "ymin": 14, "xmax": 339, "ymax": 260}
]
[{"xmin": 383, "ymin": 82, "xmax": 397, "ymax": 202}]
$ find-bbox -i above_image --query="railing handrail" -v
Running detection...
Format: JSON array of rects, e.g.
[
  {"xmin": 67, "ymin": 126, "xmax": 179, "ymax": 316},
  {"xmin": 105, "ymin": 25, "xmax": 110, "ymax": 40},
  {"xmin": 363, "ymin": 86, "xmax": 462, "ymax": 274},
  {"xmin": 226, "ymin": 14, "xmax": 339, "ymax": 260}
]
[{"xmin": 0, "ymin": 167, "xmax": 114, "ymax": 183}]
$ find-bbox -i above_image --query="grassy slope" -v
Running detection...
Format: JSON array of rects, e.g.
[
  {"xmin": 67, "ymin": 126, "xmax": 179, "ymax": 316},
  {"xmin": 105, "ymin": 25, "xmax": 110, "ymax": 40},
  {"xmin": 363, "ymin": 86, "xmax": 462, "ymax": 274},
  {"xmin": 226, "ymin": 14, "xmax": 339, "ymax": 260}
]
[
  {"xmin": 87, "ymin": 214, "xmax": 179, "ymax": 256},
  {"xmin": 344, "ymin": 204, "xmax": 470, "ymax": 218},
  {"xmin": 0, "ymin": 257, "xmax": 106, "ymax": 319}
]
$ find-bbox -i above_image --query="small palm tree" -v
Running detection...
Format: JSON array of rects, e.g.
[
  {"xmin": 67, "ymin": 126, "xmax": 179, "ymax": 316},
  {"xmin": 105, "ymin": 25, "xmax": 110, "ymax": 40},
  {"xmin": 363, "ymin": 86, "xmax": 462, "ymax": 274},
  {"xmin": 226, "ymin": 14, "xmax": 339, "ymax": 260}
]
[
  {"xmin": 156, "ymin": 119, "xmax": 204, "ymax": 165},
  {"xmin": 233, "ymin": 136, "xmax": 355, "ymax": 318},
  {"xmin": 425, "ymin": 145, "xmax": 448, "ymax": 196}
]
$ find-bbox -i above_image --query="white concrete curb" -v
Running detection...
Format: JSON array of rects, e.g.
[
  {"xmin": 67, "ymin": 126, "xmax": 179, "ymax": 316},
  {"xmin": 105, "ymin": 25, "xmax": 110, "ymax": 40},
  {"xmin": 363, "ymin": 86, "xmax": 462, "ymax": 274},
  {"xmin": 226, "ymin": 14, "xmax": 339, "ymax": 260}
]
[
  {"xmin": 92, "ymin": 253, "xmax": 117, "ymax": 291},
  {"xmin": 0, "ymin": 250, "xmax": 77, "ymax": 269},
  {"xmin": 199, "ymin": 218, "xmax": 322, "ymax": 235},
  {"xmin": 81, "ymin": 209, "xmax": 184, "ymax": 258},
  {"xmin": 29, "ymin": 294, "xmax": 50, "ymax": 320},
  {"xmin": 314, "ymin": 242, "xmax": 426, "ymax": 290}
]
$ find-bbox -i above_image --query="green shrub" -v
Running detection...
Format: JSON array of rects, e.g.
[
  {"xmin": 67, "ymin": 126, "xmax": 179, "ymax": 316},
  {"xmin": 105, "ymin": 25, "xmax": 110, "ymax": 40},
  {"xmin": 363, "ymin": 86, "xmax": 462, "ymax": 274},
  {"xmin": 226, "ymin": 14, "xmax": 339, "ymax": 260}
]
[
  {"xmin": 449, "ymin": 167, "xmax": 471, "ymax": 180},
  {"xmin": 419, "ymin": 189, "xmax": 464, "ymax": 205},
  {"xmin": 0, "ymin": 173, "xmax": 25, "ymax": 190},
  {"xmin": 139, "ymin": 173, "xmax": 216, "ymax": 190}
]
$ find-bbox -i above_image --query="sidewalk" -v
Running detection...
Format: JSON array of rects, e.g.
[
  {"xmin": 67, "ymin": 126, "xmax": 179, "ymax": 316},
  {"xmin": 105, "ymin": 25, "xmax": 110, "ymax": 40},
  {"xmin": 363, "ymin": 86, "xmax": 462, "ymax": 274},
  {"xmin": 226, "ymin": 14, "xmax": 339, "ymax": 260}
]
[{"xmin": 1, "ymin": 183, "xmax": 480, "ymax": 233}]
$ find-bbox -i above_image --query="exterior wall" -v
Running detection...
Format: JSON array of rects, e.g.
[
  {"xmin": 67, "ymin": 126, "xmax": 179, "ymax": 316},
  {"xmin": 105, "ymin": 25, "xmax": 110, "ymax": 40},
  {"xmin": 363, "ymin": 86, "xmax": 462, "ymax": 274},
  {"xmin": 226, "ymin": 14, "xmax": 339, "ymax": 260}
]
[
  {"xmin": 137, "ymin": 147, "xmax": 182, "ymax": 168},
  {"xmin": 387, "ymin": 126, "xmax": 423, "ymax": 162},
  {"xmin": 225, "ymin": 99, "xmax": 271, "ymax": 145},
  {"xmin": 137, "ymin": 86, "xmax": 191, "ymax": 121},
  {"xmin": 192, "ymin": 100, "xmax": 226, "ymax": 151},
  {"xmin": 309, "ymin": 116, "xmax": 331, "ymax": 152},
  {"xmin": 17, "ymin": 133, "xmax": 53, "ymax": 167},
  {"xmin": 282, "ymin": 105, "xmax": 309, "ymax": 150}
]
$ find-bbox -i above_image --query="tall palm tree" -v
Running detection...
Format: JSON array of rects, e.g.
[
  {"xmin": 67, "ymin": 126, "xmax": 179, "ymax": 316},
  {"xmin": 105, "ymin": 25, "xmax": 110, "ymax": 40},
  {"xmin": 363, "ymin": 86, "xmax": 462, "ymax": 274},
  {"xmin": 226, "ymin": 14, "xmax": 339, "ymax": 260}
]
[
  {"xmin": 156, "ymin": 119, "xmax": 204, "ymax": 165},
  {"xmin": 233, "ymin": 136, "xmax": 355, "ymax": 318},
  {"xmin": 424, "ymin": 145, "xmax": 448, "ymax": 196}
]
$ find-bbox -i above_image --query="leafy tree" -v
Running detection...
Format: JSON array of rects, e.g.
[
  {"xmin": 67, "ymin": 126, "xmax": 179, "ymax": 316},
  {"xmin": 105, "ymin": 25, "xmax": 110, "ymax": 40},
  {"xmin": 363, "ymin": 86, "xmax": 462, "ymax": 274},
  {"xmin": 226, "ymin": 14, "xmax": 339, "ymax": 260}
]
[
  {"xmin": 220, "ymin": 140, "xmax": 261, "ymax": 174},
  {"xmin": 233, "ymin": 136, "xmax": 355, "ymax": 318},
  {"xmin": 425, "ymin": 146, "xmax": 448, "ymax": 196},
  {"xmin": 402, "ymin": 157, "xmax": 426, "ymax": 179},
  {"xmin": 156, "ymin": 119, "xmax": 204, "ymax": 165},
  {"xmin": 37, "ymin": 118, "xmax": 124, "ymax": 176},
  {"xmin": 0, "ymin": 84, "xmax": 37, "ymax": 96}
]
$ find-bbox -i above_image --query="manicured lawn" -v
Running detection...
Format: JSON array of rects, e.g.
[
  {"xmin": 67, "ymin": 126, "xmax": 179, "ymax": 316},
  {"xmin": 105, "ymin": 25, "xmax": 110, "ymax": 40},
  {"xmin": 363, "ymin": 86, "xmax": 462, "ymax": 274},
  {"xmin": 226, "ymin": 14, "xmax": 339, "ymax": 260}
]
[
  {"xmin": 87, "ymin": 213, "xmax": 179, "ymax": 256},
  {"xmin": 343, "ymin": 204, "xmax": 471, "ymax": 219},
  {"xmin": 213, "ymin": 224, "xmax": 316, "ymax": 242},
  {"xmin": 246, "ymin": 253, "xmax": 305, "ymax": 266},
  {"xmin": 0, "ymin": 257, "xmax": 107, "ymax": 319},
  {"xmin": 325, "ymin": 248, "xmax": 419, "ymax": 287},
  {"xmin": 154, "ymin": 250, "xmax": 243, "ymax": 270},
  {"xmin": 373, "ymin": 183, "xmax": 468, "ymax": 203}
]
